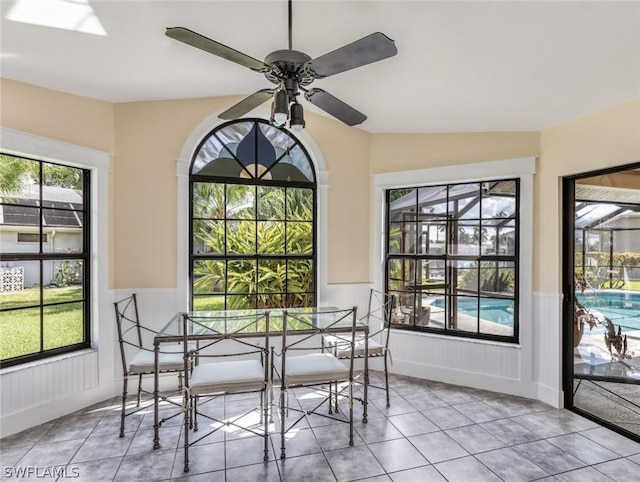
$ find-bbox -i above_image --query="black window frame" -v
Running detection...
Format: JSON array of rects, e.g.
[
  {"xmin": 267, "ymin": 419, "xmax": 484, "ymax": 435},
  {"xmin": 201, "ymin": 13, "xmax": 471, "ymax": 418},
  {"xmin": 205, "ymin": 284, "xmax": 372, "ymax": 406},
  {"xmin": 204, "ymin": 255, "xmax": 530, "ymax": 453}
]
[
  {"xmin": 189, "ymin": 119, "xmax": 317, "ymax": 312},
  {"xmin": 385, "ymin": 178, "xmax": 520, "ymax": 343},
  {"xmin": 0, "ymin": 154, "xmax": 91, "ymax": 368}
]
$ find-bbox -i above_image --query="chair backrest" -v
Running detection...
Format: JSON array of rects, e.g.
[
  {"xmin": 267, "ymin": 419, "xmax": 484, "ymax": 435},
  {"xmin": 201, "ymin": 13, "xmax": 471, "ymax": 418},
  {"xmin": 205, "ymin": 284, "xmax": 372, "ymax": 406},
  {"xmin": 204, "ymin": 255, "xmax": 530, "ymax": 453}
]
[
  {"xmin": 181, "ymin": 311, "xmax": 270, "ymax": 372},
  {"xmin": 114, "ymin": 294, "xmax": 145, "ymax": 375},
  {"xmin": 363, "ymin": 289, "xmax": 395, "ymax": 350},
  {"xmin": 280, "ymin": 307, "xmax": 358, "ymax": 379}
]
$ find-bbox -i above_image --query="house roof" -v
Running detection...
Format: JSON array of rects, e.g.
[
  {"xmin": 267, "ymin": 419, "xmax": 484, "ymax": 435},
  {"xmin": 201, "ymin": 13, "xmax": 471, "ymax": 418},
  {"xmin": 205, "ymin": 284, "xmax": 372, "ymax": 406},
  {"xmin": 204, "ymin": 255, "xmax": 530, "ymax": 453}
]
[
  {"xmin": 0, "ymin": 184, "xmax": 84, "ymax": 228},
  {"xmin": 1, "ymin": 1, "xmax": 638, "ymax": 133}
]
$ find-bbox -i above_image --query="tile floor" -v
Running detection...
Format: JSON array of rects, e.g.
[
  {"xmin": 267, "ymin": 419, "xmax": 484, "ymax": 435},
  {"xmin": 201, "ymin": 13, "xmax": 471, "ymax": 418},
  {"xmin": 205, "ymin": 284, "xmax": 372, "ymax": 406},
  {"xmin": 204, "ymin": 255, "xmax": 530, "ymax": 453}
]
[{"xmin": 2, "ymin": 372, "xmax": 640, "ymax": 481}]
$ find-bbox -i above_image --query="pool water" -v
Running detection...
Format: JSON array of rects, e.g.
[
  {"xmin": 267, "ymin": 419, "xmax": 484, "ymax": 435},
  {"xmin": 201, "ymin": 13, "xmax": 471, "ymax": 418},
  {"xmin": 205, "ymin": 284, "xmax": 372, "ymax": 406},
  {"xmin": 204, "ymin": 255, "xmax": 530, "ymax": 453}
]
[
  {"xmin": 432, "ymin": 298, "xmax": 514, "ymax": 326},
  {"xmin": 576, "ymin": 290, "xmax": 640, "ymax": 332}
]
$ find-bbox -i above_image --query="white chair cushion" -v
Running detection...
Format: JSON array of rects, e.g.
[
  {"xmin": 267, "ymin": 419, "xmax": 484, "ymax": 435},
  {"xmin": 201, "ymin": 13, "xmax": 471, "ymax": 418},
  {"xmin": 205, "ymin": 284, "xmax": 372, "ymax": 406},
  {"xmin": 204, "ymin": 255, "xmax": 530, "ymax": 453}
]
[
  {"xmin": 323, "ymin": 334, "xmax": 385, "ymax": 358},
  {"xmin": 189, "ymin": 359, "xmax": 266, "ymax": 395},
  {"xmin": 128, "ymin": 342, "xmax": 196, "ymax": 374},
  {"xmin": 276, "ymin": 353, "xmax": 349, "ymax": 386}
]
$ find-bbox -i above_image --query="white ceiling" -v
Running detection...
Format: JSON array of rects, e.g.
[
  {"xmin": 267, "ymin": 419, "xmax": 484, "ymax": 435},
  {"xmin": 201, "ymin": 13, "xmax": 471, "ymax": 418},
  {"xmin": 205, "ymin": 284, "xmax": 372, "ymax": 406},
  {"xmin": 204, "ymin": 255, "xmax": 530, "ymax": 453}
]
[{"xmin": 1, "ymin": 0, "xmax": 639, "ymax": 133}]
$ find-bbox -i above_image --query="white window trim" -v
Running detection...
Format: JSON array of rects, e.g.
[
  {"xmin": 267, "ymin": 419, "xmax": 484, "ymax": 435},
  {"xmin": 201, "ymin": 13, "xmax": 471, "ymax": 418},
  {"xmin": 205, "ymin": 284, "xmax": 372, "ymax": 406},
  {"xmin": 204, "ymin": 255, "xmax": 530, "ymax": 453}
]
[
  {"xmin": 0, "ymin": 127, "xmax": 111, "ymax": 364},
  {"xmin": 373, "ymin": 156, "xmax": 535, "ymax": 344}
]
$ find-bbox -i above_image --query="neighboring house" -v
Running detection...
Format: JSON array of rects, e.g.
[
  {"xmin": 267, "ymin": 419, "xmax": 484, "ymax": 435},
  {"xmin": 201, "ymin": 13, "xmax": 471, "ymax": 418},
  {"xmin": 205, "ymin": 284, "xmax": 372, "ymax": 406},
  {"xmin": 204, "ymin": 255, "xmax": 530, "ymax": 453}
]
[{"xmin": 0, "ymin": 183, "xmax": 83, "ymax": 290}]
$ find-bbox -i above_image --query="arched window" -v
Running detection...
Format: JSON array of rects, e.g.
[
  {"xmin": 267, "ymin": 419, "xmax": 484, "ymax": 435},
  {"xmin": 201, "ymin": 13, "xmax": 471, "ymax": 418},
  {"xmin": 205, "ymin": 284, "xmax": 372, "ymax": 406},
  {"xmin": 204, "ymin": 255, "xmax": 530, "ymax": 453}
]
[{"xmin": 189, "ymin": 119, "xmax": 316, "ymax": 310}]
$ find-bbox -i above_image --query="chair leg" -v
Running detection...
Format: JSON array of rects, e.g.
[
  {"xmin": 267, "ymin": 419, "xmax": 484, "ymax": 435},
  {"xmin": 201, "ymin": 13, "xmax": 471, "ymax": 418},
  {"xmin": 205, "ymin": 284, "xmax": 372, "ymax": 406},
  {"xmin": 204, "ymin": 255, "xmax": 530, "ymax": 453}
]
[
  {"xmin": 183, "ymin": 395, "xmax": 190, "ymax": 472},
  {"xmin": 348, "ymin": 380, "xmax": 354, "ymax": 446},
  {"xmin": 335, "ymin": 381, "xmax": 339, "ymax": 413},
  {"xmin": 263, "ymin": 390, "xmax": 269, "ymax": 462},
  {"xmin": 136, "ymin": 374, "xmax": 143, "ymax": 407},
  {"xmin": 328, "ymin": 381, "xmax": 333, "ymax": 414},
  {"xmin": 384, "ymin": 354, "xmax": 390, "ymax": 407},
  {"xmin": 279, "ymin": 387, "xmax": 287, "ymax": 459},
  {"xmin": 120, "ymin": 378, "xmax": 128, "ymax": 438},
  {"xmin": 193, "ymin": 396, "xmax": 199, "ymax": 432}
]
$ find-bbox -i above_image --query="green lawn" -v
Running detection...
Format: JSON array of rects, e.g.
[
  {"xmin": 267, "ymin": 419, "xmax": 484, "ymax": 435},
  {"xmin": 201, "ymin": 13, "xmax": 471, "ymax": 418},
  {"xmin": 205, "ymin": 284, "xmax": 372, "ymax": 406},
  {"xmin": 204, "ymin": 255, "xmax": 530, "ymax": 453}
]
[{"xmin": 0, "ymin": 286, "xmax": 85, "ymax": 361}]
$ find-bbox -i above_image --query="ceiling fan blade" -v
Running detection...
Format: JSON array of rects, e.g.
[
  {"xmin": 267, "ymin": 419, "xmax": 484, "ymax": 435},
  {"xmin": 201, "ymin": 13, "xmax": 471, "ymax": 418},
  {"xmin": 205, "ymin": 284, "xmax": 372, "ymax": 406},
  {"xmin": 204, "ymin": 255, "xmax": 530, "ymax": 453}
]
[
  {"xmin": 307, "ymin": 32, "xmax": 397, "ymax": 78},
  {"xmin": 304, "ymin": 88, "xmax": 366, "ymax": 126},
  {"xmin": 218, "ymin": 89, "xmax": 274, "ymax": 120},
  {"xmin": 166, "ymin": 27, "xmax": 269, "ymax": 72}
]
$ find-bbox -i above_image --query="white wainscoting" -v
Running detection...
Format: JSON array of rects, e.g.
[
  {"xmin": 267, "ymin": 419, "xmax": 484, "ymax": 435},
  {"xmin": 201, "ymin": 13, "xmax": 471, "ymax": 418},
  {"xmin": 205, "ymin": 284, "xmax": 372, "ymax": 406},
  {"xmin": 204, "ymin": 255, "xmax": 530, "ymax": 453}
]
[
  {"xmin": 533, "ymin": 291, "xmax": 564, "ymax": 407},
  {"xmin": 0, "ymin": 350, "xmax": 112, "ymax": 437},
  {"xmin": 0, "ymin": 285, "xmax": 564, "ymax": 438}
]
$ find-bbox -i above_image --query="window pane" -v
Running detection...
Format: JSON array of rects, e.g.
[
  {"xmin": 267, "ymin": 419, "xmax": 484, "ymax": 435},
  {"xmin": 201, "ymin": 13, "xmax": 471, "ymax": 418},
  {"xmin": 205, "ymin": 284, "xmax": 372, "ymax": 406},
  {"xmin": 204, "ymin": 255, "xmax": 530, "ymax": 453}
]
[
  {"xmin": 275, "ymin": 145, "xmax": 315, "ymax": 183},
  {"xmin": 0, "ymin": 262, "xmax": 38, "ymax": 301},
  {"xmin": 389, "ymin": 222, "xmax": 415, "ymax": 254},
  {"xmin": 226, "ymin": 294, "xmax": 256, "ymax": 310},
  {"xmin": 450, "ymin": 183, "xmax": 480, "ymax": 219},
  {"xmin": 479, "ymin": 298, "xmax": 515, "ymax": 336},
  {"xmin": 193, "ymin": 183, "xmax": 226, "ymax": 219},
  {"xmin": 287, "ymin": 188, "xmax": 313, "ymax": 221},
  {"xmin": 257, "ymin": 186, "xmax": 285, "ymax": 220},
  {"xmin": 226, "ymin": 185, "xmax": 255, "ymax": 219},
  {"xmin": 450, "ymin": 296, "xmax": 479, "ymax": 333},
  {"xmin": 387, "ymin": 258, "xmax": 415, "ymax": 291},
  {"xmin": 421, "ymin": 220, "xmax": 447, "ymax": 254},
  {"xmin": 44, "ymin": 259, "xmax": 84, "ymax": 292},
  {"xmin": 479, "ymin": 262, "xmax": 515, "ymax": 295},
  {"xmin": 42, "ymin": 163, "xmax": 84, "ymax": 205},
  {"xmin": 257, "ymin": 221, "xmax": 285, "ymax": 254},
  {"xmin": 193, "ymin": 260, "xmax": 225, "ymax": 294},
  {"xmin": 451, "ymin": 222, "xmax": 480, "ymax": 255},
  {"xmin": 482, "ymin": 180, "xmax": 516, "ymax": 219},
  {"xmin": 286, "ymin": 222, "xmax": 312, "ymax": 254},
  {"xmin": 0, "ymin": 156, "xmax": 40, "ymax": 202},
  {"xmin": 0, "ymin": 307, "xmax": 41, "ymax": 360},
  {"xmin": 456, "ymin": 261, "xmax": 479, "ymax": 294},
  {"xmin": 227, "ymin": 221, "xmax": 256, "ymax": 254},
  {"xmin": 258, "ymin": 259, "xmax": 286, "ymax": 293},
  {"xmin": 389, "ymin": 188, "xmax": 416, "ymax": 221},
  {"xmin": 2, "ymin": 206, "xmax": 40, "ymax": 239},
  {"xmin": 227, "ymin": 260, "xmax": 256, "ymax": 294},
  {"xmin": 192, "ymin": 122, "xmax": 252, "ymax": 175},
  {"xmin": 43, "ymin": 302, "xmax": 84, "ymax": 350},
  {"xmin": 418, "ymin": 186, "xmax": 447, "ymax": 215},
  {"xmin": 287, "ymin": 259, "xmax": 314, "ymax": 294},
  {"xmin": 193, "ymin": 295, "xmax": 224, "ymax": 311},
  {"xmin": 193, "ymin": 220, "xmax": 224, "ymax": 254}
]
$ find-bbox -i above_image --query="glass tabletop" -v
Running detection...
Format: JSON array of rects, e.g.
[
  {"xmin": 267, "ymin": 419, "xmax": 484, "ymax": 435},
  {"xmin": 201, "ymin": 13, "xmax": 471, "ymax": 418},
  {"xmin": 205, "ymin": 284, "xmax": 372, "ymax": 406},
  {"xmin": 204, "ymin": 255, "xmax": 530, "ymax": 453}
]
[{"xmin": 156, "ymin": 306, "xmax": 364, "ymax": 339}]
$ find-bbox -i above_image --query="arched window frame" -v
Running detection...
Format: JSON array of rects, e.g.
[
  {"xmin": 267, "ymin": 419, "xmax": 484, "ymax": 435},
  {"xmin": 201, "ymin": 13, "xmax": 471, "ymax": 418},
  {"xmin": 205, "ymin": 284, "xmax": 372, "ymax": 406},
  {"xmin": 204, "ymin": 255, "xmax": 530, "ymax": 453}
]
[{"xmin": 186, "ymin": 118, "xmax": 319, "ymax": 311}]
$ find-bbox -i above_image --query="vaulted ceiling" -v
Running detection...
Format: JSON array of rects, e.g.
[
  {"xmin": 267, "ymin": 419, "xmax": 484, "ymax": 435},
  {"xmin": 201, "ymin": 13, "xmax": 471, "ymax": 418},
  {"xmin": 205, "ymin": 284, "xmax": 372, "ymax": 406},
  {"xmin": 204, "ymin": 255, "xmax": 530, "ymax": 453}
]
[{"xmin": 1, "ymin": 1, "xmax": 639, "ymax": 133}]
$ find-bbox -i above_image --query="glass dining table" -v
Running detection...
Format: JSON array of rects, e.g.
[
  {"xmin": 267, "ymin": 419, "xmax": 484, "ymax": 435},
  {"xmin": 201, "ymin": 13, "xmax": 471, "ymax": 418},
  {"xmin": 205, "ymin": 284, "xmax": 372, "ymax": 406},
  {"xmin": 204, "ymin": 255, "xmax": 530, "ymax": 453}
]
[{"xmin": 152, "ymin": 307, "xmax": 369, "ymax": 449}]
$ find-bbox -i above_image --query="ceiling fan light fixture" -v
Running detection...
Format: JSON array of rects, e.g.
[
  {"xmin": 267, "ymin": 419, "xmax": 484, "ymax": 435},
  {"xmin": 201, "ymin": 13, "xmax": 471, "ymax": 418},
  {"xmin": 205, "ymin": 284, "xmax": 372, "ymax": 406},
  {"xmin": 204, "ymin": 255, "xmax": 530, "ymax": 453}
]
[
  {"xmin": 273, "ymin": 90, "xmax": 289, "ymax": 126},
  {"xmin": 290, "ymin": 101, "xmax": 305, "ymax": 131}
]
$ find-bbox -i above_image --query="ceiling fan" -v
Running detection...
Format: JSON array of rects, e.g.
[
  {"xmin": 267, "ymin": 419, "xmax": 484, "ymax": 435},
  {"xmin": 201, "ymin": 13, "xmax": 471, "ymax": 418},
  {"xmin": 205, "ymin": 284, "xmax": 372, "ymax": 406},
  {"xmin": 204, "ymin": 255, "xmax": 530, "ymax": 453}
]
[{"xmin": 165, "ymin": 0, "xmax": 397, "ymax": 130}]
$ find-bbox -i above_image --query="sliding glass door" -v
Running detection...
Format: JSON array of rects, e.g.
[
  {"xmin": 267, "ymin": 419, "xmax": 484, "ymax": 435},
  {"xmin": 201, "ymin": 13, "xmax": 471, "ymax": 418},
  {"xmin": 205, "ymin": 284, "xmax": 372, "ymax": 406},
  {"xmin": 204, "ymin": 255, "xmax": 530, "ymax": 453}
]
[{"xmin": 563, "ymin": 162, "xmax": 640, "ymax": 441}]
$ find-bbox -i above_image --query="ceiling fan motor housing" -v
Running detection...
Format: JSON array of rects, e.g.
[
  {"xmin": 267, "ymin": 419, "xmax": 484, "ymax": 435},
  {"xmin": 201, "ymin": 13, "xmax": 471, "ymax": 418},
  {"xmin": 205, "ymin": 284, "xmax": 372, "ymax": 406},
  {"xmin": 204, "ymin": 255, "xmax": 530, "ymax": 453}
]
[{"xmin": 263, "ymin": 50, "xmax": 315, "ymax": 92}]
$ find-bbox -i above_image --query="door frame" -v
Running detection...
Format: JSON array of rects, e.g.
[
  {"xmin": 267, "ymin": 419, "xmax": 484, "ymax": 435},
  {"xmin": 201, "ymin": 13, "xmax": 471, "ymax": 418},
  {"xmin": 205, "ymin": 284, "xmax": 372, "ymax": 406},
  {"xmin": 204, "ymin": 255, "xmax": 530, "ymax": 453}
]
[{"xmin": 562, "ymin": 161, "xmax": 640, "ymax": 443}]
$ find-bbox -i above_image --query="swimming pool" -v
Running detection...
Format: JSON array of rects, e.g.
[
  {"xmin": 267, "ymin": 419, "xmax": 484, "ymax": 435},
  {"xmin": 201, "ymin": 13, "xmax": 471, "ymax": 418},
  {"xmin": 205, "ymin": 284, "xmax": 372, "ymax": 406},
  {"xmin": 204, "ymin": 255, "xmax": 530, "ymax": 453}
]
[
  {"xmin": 576, "ymin": 290, "xmax": 640, "ymax": 332},
  {"xmin": 432, "ymin": 298, "xmax": 514, "ymax": 326}
]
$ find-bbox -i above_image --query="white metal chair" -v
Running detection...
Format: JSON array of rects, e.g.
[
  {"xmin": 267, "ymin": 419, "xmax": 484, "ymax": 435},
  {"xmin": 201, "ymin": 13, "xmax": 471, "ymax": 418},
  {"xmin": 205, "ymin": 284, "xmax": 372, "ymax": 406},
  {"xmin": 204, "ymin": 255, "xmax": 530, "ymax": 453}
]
[
  {"xmin": 323, "ymin": 289, "xmax": 395, "ymax": 407},
  {"xmin": 114, "ymin": 294, "xmax": 194, "ymax": 438},
  {"xmin": 272, "ymin": 307, "xmax": 357, "ymax": 459},
  {"xmin": 180, "ymin": 311, "xmax": 270, "ymax": 472}
]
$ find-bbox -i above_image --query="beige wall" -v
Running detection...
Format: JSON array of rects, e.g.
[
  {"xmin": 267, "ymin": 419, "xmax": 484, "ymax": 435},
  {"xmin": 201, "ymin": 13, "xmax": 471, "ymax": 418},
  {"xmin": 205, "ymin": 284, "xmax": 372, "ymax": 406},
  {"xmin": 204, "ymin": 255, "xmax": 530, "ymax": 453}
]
[
  {"xmin": 0, "ymin": 79, "xmax": 114, "ymax": 154},
  {"xmin": 537, "ymin": 99, "xmax": 640, "ymax": 293},
  {"xmin": 3, "ymin": 79, "xmax": 639, "ymax": 294},
  {"xmin": 371, "ymin": 132, "xmax": 540, "ymax": 173}
]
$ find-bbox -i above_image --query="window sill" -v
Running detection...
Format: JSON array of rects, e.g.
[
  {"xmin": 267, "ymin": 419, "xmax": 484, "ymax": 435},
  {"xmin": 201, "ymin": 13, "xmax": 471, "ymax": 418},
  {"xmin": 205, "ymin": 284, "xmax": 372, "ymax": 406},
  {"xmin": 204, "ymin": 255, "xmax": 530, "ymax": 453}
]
[
  {"xmin": 0, "ymin": 348, "xmax": 97, "ymax": 375},
  {"xmin": 390, "ymin": 327, "xmax": 522, "ymax": 349}
]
